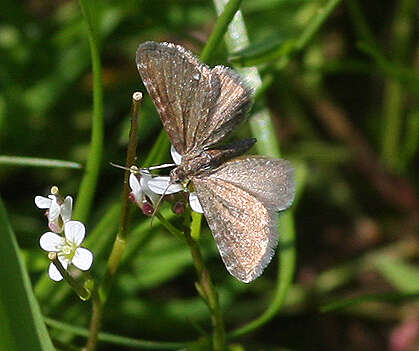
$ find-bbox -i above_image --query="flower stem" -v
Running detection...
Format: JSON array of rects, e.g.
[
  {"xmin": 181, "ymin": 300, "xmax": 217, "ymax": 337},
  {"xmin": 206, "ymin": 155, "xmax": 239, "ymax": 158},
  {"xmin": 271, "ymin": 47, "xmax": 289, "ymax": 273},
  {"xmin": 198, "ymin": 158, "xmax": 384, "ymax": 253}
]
[
  {"xmin": 155, "ymin": 212, "xmax": 185, "ymax": 241},
  {"xmin": 84, "ymin": 290, "xmax": 103, "ymax": 351},
  {"xmin": 84, "ymin": 93, "xmax": 143, "ymax": 351},
  {"xmin": 74, "ymin": 0, "xmax": 104, "ymax": 223},
  {"xmin": 213, "ymin": 0, "xmax": 299, "ymax": 338},
  {"xmin": 118, "ymin": 92, "xmax": 142, "ymax": 241},
  {"xmin": 103, "ymin": 92, "xmax": 142, "ymax": 289},
  {"xmin": 183, "ymin": 212, "xmax": 226, "ymax": 350},
  {"xmin": 48, "ymin": 253, "xmax": 90, "ymax": 301}
]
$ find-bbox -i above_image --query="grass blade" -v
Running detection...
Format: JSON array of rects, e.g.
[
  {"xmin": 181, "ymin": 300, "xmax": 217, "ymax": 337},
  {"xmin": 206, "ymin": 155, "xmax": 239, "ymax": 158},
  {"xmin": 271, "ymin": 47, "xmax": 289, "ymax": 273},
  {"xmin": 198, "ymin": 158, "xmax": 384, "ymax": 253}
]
[{"xmin": 0, "ymin": 196, "xmax": 55, "ymax": 351}]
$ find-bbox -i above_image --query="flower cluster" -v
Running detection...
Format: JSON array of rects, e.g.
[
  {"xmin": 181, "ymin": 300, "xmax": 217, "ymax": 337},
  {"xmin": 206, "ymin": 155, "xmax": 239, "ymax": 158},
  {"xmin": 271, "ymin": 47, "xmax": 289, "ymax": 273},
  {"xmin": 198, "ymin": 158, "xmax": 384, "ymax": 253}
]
[
  {"xmin": 128, "ymin": 145, "xmax": 203, "ymax": 215},
  {"xmin": 35, "ymin": 187, "xmax": 93, "ymax": 281}
]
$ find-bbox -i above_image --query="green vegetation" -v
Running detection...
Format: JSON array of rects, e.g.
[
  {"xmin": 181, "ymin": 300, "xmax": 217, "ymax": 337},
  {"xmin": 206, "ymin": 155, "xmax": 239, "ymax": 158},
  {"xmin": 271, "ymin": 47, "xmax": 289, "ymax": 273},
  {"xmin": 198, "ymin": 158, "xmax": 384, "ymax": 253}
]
[{"xmin": 0, "ymin": 0, "xmax": 417, "ymax": 350}]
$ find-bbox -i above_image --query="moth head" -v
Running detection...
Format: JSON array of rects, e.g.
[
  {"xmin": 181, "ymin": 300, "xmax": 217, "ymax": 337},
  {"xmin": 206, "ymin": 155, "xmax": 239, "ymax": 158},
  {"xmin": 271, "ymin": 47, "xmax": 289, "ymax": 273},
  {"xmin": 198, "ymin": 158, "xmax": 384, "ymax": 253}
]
[{"xmin": 169, "ymin": 166, "xmax": 186, "ymax": 184}]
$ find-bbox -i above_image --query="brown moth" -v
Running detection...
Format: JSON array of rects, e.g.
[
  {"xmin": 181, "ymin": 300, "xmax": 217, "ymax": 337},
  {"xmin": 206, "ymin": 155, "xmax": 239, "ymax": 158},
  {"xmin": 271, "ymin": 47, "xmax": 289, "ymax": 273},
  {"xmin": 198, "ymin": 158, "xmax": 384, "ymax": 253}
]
[{"xmin": 136, "ymin": 41, "xmax": 295, "ymax": 283}]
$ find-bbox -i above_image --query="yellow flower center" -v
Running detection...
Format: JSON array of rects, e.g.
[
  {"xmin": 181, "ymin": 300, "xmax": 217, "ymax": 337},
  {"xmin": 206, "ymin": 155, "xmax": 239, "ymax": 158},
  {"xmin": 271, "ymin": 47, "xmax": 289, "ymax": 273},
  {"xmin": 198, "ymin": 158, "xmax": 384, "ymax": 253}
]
[{"xmin": 60, "ymin": 240, "xmax": 78, "ymax": 260}]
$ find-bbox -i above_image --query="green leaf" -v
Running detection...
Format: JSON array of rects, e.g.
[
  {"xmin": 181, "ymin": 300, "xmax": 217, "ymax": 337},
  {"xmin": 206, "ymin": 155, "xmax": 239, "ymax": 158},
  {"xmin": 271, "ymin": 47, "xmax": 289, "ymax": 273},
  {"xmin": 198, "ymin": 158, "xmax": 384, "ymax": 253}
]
[
  {"xmin": 0, "ymin": 155, "xmax": 82, "ymax": 169},
  {"xmin": 212, "ymin": 0, "xmax": 300, "ymax": 339},
  {"xmin": 229, "ymin": 38, "xmax": 296, "ymax": 67},
  {"xmin": 320, "ymin": 291, "xmax": 419, "ymax": 313},
  {"xmin": 373, "ymin": 256, "xmax": 419, "ymax": 292},
  {"xmin": 45, "ymin": 317, "xmax": 189, "ymax": 350},
  {"xmin": 0, "ymin": 196, "xmax": 55, "ymax": 351}
]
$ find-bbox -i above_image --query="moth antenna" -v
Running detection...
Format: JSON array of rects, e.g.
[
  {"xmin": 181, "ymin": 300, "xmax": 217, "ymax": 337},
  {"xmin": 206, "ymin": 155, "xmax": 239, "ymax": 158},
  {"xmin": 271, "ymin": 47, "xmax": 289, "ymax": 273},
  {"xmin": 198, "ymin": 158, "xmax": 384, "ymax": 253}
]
[
  {"xmin": 110, "ymin": 163, "xmax": 144, "ymax": 176},
  {"xmin": 109, "ymin": 162, "xmax": 132, "ymax": 171},
  {"xmin": 147, "ymin": 163, "xmax": 176, "ymax": 170}
]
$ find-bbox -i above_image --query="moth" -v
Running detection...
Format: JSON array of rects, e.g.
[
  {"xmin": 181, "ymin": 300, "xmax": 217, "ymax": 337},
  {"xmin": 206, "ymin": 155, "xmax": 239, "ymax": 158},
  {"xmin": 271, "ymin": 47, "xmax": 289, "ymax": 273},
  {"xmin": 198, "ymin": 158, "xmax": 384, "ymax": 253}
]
[{"xmin": 136, "ymin": 41, "xmax": 295, "ymax": 283}]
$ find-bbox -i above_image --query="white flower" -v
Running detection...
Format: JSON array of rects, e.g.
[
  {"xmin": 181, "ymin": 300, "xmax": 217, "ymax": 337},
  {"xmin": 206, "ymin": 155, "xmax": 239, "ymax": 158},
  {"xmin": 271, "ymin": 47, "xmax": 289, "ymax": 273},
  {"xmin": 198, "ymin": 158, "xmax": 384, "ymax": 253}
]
[
  {"xmin": 145, "ymin": 176, "xmax": 184, "ymax": 195},
  {"xmin": 137, "ymin": 145, "xmax": 204, "ymax": 214},
  {"xmin": 170, "ymin": 144, "xmax": 182, "ymax": 165},
  {"xmin": 40, "ymin": 221, "xmax": 93, "ymax": 281},
  {"xmin": 35, "ymin": 191, "xmax": 73, "ymax": 233},
  {"xmin": 129, "ymin": 169, "xmax": 160, "ymax": 206},
  {"xmin": 189, "ymin": 192, "xmax": 203, "ymax": 213}
]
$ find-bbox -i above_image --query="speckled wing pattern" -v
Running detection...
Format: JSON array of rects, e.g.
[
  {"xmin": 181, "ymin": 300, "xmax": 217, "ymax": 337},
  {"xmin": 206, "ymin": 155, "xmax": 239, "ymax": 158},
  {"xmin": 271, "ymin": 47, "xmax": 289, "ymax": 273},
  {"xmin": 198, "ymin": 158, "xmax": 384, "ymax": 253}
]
[
  {"xmin": 136, "ymin": 41, "xmax": 252, "ymax": 154},
  {"xmin": 192, "ymin": 157, "xmax": 295, "ymax": 283},
  {"xmin": 136, "ymin": 41, "xmax": 296, "ymax": 283}
]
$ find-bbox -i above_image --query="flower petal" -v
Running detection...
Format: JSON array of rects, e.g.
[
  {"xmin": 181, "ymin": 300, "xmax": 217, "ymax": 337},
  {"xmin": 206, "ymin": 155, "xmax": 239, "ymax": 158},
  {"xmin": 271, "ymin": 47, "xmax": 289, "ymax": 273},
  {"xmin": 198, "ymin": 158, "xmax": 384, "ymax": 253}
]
[
  {"xmin": 129, "ymin": 173, "xmax": 141, "ymax": 192},
  {"xmin": 189, "ymin": 192, "xmax": 204, "ymax": 213},
  {"xmin": 48, "ymin": 263, "xmax": 63, "ymax": 281},
  {"xmin": 57, "ymin": 255, "xmax": 69, "ymax": 270},
  {"xmin": 61, "ymin": 196, "xmax": 73, "ymax": 222},
  {"xmin": 34, "ymin": 196, "xmax": 52, "ymax": 209},
  {"xmin": 40, "ymin": 232, "xmax": 65, "ymax": 252},
  {"xmin": 48, "ymin": 219, "xmax": 63, "ymax": 234},
  {"xmin": 170, "ymin": 145, "xmax": 182, "ymax": 165},
  {"xmin": 147, "ymin": 177, "xmax": 183, "ymax": 195},
  {"xmin": 64, "ymin": 221, "xmax": 85, "ymax": 245},
  {"xmin": 48, "ymin": 197, "xmax": 60, "ymax": 221},
  {"xmin": 72, "ymin": 247, "xmax": 93, "ymax": 271},
  {"xmin": 138, "ymin": 176, "xmax": 158, "ymax": 204},
  {"xmin": 144, "ymin": 188, "xmax": 159, "ymax": 205},
  {"xmin": 129, "ymin": 174, "xmax": 144, "ymax": 202},
  {"xmin": 140, "ymin": 168, "xmax": 153, "ymax": 179}
]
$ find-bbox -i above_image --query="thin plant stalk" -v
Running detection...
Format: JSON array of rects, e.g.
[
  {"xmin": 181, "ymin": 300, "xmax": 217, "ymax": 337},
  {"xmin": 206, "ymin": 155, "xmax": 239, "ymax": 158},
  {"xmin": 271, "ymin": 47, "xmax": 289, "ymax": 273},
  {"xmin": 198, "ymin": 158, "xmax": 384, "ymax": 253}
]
[
  {"xmin": 345, "ymin": 0, "xmax": 378, "ymax": 50},
  {"xmin": 84, "ymin": 290, "xmax": 103, "ymax": 351},
  {"xmin": 381, "ymin": 0, "xmax": 416, "ymax": 170},
  {"xmin": 200, "ymin": 0, "xmax": 243, "ymax": 63},
  {"xmin": 277, "ymin": 0, "xmax": 342, "ymax": 70},
  {"xmin": 84, "ymin": 93, "xmax": 143, "ymax": 351},
  {"xmin": 170, "ymin": 3, "xmax": 248, "ymax": 347},
  {"xmin": 45, "ymin": 318, "xmax": 190, "ymax": 350},
  {"xmin": 74, "ymin": 0, "xmax": 105, "ymax": 223},
  {"xmin": 48, "ymin": 253, "xmax": 91, "ymax": 301},
  {"xmin": 213, "ymin": 0, "xmax": 298, "ymax": 337},
  {"xmin": 100, "ymin": 93, "xmax": 143, "ymax": 296},
  {"xmin": 184, "ymin": 210, "xmax": 226, "ymax": 351},
  {"xmin": 0, "ymin": 156, "xmax": 81, "ymax": 169}
]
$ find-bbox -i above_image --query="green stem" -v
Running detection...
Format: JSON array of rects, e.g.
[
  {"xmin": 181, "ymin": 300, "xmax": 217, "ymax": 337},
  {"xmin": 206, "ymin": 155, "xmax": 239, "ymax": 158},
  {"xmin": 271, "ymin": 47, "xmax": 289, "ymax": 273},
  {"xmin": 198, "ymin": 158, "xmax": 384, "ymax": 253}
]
[
  {"xmin": 190, "ymin": 210, "xmax": 203, "ymax": 240},
  {"xmin": 48, "ymin": 253, "xmax": 90, "ymax": 301},
  {"xmin": 74, "ymin": 0, "xmax": 104, "ymax": 223},
  {"xmin": 85, "ymin": 93, "xmax": 143, "ymax": 351},
  {"xmin": 277, "ymin": 0, "xmax": 342, "ymax": 70},
  {"xmin": 295, "ymin": 0, "xmax": 342, "ymax": 51},
  {"xmin": 84, "ymin": 290, "xmax": 103, "ymax": 351},
  {"xmin": 118, "ymin": 92, "xmax": 142, "ymax": 241},
  {"xmin": 184, "ymin": 223, "xmax": 226, "ymax": 350},
  {"xmin": 0, "ymin": 156, "xmax": 81, "ymax": 169},
  {"xmin": 200, "ymin": 0, "xmax": 243, "ymax": 63},
  {"xmin": 381, "ymin": 0, "xmax": 416, "ymax": 170},
  {"xmin": 156, "ymin": 212, "xmax": 185, "ymax": 240},
  {"xmin": 345, "ymin": 0, "xmax": 378, "ymax": 50},
  {"xmin": 230, "ymin": 211, "xmax": 296, "ymax": 338},
  {"xmin": 213, "ymin": 0, "xmax": 298, "ymax": 336},
  {"xmin": 101, "ymin": 93, "xmax": 143, "ymax": 297},
  {"xmin": 45, "ymin": 318, "xmax": 190, "ymax": 349},
  {"xmin": 400, "ymin": 110, "xmax": 419, "ymax": 168},
  {"xmin": 190, "ymin": 4, "xmax": 246, "ymax": 347},
  {"xmin": 40, "ymin": 4, "xmax": 106, "ymax": 333}
]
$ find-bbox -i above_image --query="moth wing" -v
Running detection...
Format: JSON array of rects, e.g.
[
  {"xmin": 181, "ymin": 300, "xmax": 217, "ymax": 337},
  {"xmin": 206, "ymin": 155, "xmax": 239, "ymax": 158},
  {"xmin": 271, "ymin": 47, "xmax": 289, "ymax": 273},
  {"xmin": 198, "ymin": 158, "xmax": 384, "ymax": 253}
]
[
  {"xmin": 192, "ymin": 156, "xmax": 295, "ymax": 282},
  {"xmin": 192, "ymin": 65, "xmax": 253, "ymax": 151},
  {"xmin": 136, "ymin": 41, "xmax": 220, "ymax": 154},
  {"xmin": 136, "ymin": 42, "xmax": 252, "ymax": 154}
]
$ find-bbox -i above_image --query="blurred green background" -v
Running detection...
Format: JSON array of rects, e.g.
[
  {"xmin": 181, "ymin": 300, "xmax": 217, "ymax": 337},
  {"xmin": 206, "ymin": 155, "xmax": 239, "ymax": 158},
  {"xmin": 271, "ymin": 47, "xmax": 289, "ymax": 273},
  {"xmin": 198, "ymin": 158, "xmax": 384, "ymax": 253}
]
[{"xmin": 0, "ymin": 0, "xmax": 418, "ymax": 350}]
